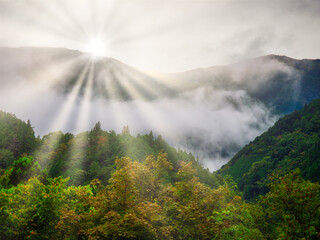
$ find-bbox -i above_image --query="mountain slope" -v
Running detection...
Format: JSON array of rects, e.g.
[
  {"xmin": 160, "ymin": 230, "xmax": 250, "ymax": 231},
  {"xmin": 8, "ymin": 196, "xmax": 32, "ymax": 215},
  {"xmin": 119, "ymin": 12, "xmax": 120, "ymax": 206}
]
[
  {"xmin": 0, "ymin": 47, "xmax": 177, "ymax": 101},
  {"xmin": 0, "ymin": 111, "xmax": 37, "ymax": 168},
  {"xmin": 1, "ymin": 47, "xmax": 319, "ymax": 171},
  {"xmin": 35, "ymin": 126, "xmax": 219, "ymax": 186},
  {"xmin": 169, "ymin": 54, "xmax": 320, "ymax": 114},
  {"xmin": 0, "ymin": 110, "xmax": 218, "ymax": 187},
  {"xmin": 1, "ymin": 47, "xmax": 320, "ymax": 112},
  {"xmin": 219, "ymin": 99, "xmax": 320, "ymax": 200}
]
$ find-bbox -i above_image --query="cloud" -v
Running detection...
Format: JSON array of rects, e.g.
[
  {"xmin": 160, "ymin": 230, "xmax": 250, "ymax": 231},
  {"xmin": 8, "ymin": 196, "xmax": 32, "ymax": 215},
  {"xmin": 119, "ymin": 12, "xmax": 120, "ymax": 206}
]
[
  {"xmin": 0, "ymin": 0, "xmax": 317, "ymax": 171},
  {"xmin": 0, "ymin": 0, "xmax": 319, "ymax": 72},
  {"xmin": 3, "ymin": 46, "xmax": 309, "ymax": 172},
  {"xmin": 0, "ymin": 77, "xmax": 277, "ymax": 171},
  {"xmin": 1, "ymin": 48, "xmax": 304, "ymax": 171}
]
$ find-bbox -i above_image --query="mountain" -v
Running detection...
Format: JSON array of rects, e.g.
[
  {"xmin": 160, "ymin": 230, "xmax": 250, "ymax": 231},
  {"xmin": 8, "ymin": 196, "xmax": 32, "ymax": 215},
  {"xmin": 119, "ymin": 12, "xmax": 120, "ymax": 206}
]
[
  {"xmin": 1, "ymin": 47, "xmax": 320, "ymax": 111},
  {"xmin": 0, "ymin": 47, "xmax": 177, "ymax": 101},
  {"xmin": 168, "ymin": 54, "xmax": 320, "ymax": 114},
  {"xmin": 0, "ymin": 49, "xmax": 320, "ymax": 238},
  {"xmin": 219, "ymin": 99, "xmax": 320, "ymax": 200},
  {"xmin": 0, "ymin": 47, "xmax": 319, "ymax": 171}
]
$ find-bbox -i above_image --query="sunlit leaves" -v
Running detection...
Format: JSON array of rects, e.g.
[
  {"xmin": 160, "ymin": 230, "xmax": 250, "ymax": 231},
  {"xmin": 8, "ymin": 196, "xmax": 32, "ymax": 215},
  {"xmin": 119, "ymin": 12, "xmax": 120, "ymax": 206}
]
[
  {"xmin": 0, "ymin": 177, "xmax": 68, "ymax": 239},
  {"xmin": 108, "ymin": 157, "xmax": 138, "ymax": 212},
  {"xmin": 5, "ymin": 153, "xmax": 313, "ymax": 239}
]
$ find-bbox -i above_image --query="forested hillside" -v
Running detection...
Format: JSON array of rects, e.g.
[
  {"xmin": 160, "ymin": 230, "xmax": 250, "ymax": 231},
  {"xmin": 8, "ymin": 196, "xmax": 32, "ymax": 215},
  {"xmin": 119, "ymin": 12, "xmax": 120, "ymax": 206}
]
[
  {"xmin": 0, "ymin": 109, "xmax": 320, "ymax": 239},
  {"xmin": 35, "ymin": 124, "xmax": 219, "ymax": 187},
  {"xmin": 0, "ymin": 111, "xmax": 38, "ymax": 169},
  {"xmin": 0, "ymin": 111, "xmax": 218, "ymax": 188},
  {"xmin": 1, "ymin": 1, "xmax": 319, "ymax": 238},
  {"xmin": 219, "ymin": 99, "xmax": 320, "ymax": 200}
]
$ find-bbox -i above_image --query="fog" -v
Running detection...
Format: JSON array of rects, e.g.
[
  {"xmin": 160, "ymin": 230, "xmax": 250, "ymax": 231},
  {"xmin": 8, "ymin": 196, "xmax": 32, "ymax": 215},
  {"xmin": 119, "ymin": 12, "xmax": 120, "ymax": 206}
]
[
  {"xmin": 0, "ymin": 85, "xmax": 277, "ymax": 171},
  {"xmin": 1, "ymin": 0, "xmax": 316, "ymax": 171},
  {"xmin": 2, "ymin": 51, "xmax": 305, "ymax": 170}
]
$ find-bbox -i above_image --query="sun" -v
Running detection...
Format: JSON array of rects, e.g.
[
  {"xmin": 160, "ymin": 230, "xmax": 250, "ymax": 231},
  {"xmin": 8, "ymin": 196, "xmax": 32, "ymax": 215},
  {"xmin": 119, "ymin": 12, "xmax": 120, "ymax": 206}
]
[{"xmin": 86, "ymin": 38, "xmax": 106, "ymax": 56}]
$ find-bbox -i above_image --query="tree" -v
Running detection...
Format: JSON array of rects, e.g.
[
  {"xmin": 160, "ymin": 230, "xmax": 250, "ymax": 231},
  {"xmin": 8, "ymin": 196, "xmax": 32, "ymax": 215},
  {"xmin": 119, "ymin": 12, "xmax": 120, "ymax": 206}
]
[
  {"xmin": 121, "ymin": 125, "xmax": 130, "ymax": 135},
  {"xmin": 0, "ymin": 156, "xmax": 41, "ymax": 187},
  {"xmin": 0, "ymin": 149, "xmax": 15, "ymax": 169},
  {"xmin": 251, "ymin": 170, "xmax": 320, "ymax": 239},
  {"xmin": 92, "ymin": 121, "xmax": 102, "ymax": 132},
  {"xmin": 108, "ymin": 157, "xmax": 137, "ymax": 212},
  {"xmin": 0, "ymin": 176, "xmax": 68, "ymax": 239}
]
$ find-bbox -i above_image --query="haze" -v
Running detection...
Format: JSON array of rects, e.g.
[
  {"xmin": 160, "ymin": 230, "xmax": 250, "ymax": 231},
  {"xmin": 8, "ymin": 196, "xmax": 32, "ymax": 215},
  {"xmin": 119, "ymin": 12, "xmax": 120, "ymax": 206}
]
[
  {"xmin": 1, "ymin": 0, "xmax": 320, "ymax": 72},
  {"xmin": 0, "ymin": 0, "xmax": 319, "ymax": 170}
]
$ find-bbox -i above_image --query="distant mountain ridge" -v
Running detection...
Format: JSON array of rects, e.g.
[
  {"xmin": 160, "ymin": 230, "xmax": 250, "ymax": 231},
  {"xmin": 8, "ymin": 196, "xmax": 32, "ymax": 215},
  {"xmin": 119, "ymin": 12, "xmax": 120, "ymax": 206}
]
[
  {"xmin": 1, "ymin": 47, "xmax": 319, "ymax": 114},
  {"xmin": 168, "ymin": 54, "xmax": 320, "ymax": 114},
  {"xmin": 0, "ymin": 47, "xmax": 177, "ymax": 101},
  {"xmin": 1, "ymin": 47, "xmax": 319, "ymax": 170}
]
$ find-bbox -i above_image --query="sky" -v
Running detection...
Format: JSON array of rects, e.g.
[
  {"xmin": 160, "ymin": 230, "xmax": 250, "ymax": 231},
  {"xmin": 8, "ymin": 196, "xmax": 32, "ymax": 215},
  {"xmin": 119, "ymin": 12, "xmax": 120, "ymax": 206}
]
[{"xmin": 1, "ymin": 0, "xmax": 320, "ymax": 72}]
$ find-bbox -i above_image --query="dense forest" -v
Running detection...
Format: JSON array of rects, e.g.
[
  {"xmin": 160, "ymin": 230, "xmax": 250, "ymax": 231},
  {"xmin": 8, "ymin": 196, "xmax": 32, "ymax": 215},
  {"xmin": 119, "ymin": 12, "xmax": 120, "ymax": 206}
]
[
  {"xmin": 220, "ymin": 99, "xmax": 320, "ymax": 200},
  {"xmin": 0, "ymin": 100, "xmax": 320, "ymax": 239}
]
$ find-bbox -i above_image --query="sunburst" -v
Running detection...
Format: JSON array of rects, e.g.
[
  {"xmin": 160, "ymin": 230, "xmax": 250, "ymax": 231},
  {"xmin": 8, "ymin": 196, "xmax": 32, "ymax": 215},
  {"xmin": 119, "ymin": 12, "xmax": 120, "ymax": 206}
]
[{"xmin": 86, "ymin": 38, "xmax": 106, "ymax": 56}]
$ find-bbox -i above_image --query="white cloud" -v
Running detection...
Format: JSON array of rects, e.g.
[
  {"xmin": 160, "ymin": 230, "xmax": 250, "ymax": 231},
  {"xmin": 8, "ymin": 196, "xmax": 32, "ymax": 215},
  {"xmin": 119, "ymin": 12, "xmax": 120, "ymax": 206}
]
[{"xmin": 0, "ymin": 0, "xmax": 319, "ymax": 72}]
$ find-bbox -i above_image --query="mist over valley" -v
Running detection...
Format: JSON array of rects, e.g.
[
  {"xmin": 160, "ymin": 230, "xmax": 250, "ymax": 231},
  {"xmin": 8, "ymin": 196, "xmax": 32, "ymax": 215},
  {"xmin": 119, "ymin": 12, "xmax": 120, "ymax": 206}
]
[{"xmin": 1, "ymin": 47, "xmax": 319, "ymax": 170}]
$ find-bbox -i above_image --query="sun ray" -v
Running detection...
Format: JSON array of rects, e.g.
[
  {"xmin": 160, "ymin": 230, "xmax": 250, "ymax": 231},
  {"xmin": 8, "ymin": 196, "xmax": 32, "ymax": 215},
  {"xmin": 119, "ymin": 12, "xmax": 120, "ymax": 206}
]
[
  {"xmin": 29, "ymin": 52, "xmax": 85, "ymax": 90},
  {"xmin": 4, "ymin": 52, "xmax": 89, "ymax": 140},
  {"xmin": 97, "ymin": 59, "xmax": 175, "ymax": 156},
  {"xmin": 35, "ymin": 58, "xmax": 94, "ymax": 185},
  {"xmin": 112, "ymin": 62, "xmax": 175, "ymax": 100},
  {"xmin": 94, "ymin": 0, "xmax": 116, "ymax": 37},
  {"xmin": 33, "ymin": 56, "xmax": 92, "ymax": 171},
  {"xmin": 16, "ymin": 1, "xmax": 86, "ymax": 43},
  {"xmin": 48, "ymin": 58, "xmax": 91, "ymax": 133},
  {"xmin": 54, "ymin": 0, "xmax": 90, "ymax": 38},
  {"xmin": 99, "ymin": 60, "xmax": 141, "ymax": 101},
  {"xmin": 75, "ymin": 60, "xmax": 95, "ymax": 132},
  {"xmin": 111, "ymin": 63, "xmax": 154, "ymax": 100},
  {"xmin": 94, "ymin": 61, "xmax": 142, "ymax": 137},
  {"xmin": 62, "ymin": 60, "xmax": 96, "ymax": 185}
]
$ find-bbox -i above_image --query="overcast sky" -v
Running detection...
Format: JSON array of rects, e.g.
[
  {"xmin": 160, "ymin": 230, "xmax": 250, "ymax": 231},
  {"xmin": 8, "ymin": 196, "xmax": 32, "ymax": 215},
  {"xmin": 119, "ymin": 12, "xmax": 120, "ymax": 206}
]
[{"xmin": 1, "ymin": 0, "xmax": 320, "ymax": 72}]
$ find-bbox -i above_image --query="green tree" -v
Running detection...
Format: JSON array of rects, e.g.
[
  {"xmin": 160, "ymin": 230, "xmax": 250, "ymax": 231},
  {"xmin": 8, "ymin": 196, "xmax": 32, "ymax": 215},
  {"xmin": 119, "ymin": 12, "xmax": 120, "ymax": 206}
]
[
  {"xmin": 0, "ymin": 156, "xmax": 40, "ymax": 187},
  {"xmin": 251, "ymin": 170, "xmax": 320, "ymax": 239},
  {"xmin": 0, "ymin": 148, "xmax": 15, "ymax": 169}
]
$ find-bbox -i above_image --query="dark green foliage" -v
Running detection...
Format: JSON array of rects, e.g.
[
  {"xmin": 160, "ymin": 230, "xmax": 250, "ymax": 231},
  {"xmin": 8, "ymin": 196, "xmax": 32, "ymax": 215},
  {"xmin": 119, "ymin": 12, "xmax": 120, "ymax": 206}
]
[
  {"xmin": 33, "ymin": 124, "xmax": 218, "ymax": 187},
  {"xmin": 0, "ymin": 148, "xmax": 14, "ymax": 169},
  {"xmin": 0, "ymin": 176, "xmax": 68, "ymax": 239},
  {"xmin": 0, "ymin": 106, "xmax": 319, "ymax": 239},
  {"xmin": 0, "ymin": 156, "xmax": 41, "ymax": 188},
  {"xmin": 250, "ymin": 170, "xmax": 320, "ymax": 239},
  {"xmin": 0, "ymin": 111, "xmax": 37, "ymax": 161},
  {"xmin": 220, "ymin": 99, "xmax": 320, "ymax": 200}
]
